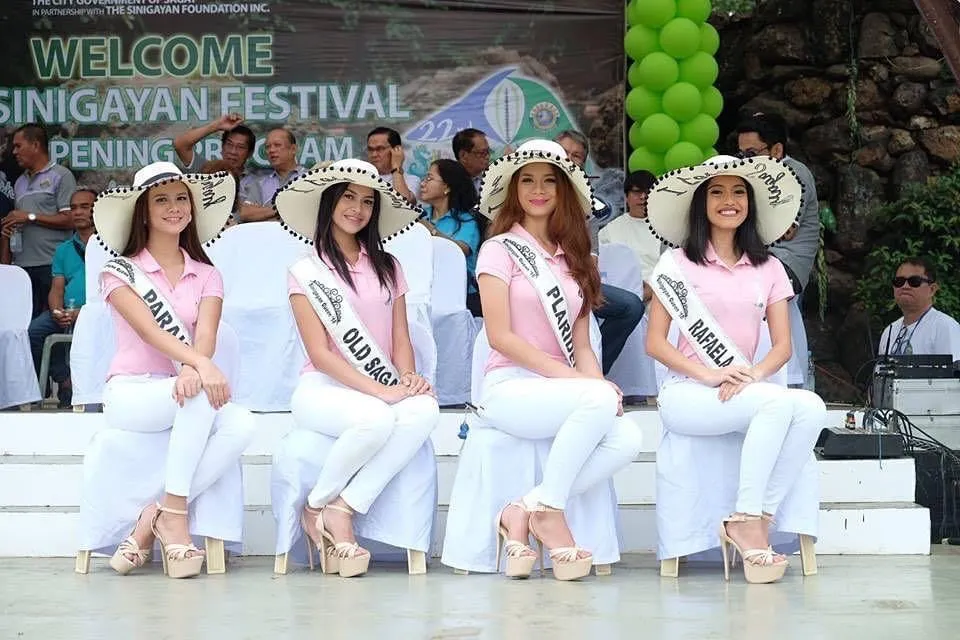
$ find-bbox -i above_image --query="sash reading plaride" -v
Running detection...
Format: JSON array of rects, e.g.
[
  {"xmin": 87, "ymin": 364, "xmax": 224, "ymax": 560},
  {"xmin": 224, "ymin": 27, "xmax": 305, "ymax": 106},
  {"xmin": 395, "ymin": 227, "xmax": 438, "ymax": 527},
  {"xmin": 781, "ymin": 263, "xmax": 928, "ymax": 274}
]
[{"xmin": 496, "ymin": 233, "xmax": 576, "ymax": 367}]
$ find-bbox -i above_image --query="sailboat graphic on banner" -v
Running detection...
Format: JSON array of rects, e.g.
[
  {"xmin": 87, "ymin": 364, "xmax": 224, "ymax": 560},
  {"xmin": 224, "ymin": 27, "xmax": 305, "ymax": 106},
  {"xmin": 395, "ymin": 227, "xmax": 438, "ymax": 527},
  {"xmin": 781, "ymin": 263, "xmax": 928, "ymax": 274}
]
[{"xmin": 404, "ymin": 67, "xmax": 578, "ymax": 178}]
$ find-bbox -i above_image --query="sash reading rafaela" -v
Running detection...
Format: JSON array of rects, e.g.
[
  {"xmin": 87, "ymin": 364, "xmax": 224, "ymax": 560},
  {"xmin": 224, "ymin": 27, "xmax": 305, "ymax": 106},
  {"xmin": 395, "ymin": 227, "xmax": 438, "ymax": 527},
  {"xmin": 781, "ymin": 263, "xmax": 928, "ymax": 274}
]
[
  {"xmin": 495, "ymin": 233, "xmax": 576, "ymax": 367},
  {"xmin": 290, "ymin": 255, "xmax": 401, "ymax": 386},
  {"xmin": 101, "ymin": 257, "xmax": 193, "ymax": 371},
  {"xmin": 651, "ymin": 249, "xmax": 750, "ymax": 369}
]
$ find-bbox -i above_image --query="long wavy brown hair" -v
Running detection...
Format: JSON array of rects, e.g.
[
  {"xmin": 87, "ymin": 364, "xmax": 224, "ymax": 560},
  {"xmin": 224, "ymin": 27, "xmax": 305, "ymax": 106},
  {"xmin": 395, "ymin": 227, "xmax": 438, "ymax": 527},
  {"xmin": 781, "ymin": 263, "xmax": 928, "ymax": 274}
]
[
  {"xmin": 487, "ymin": 164, "xmax": 602, "ymax": 315},
  {"xmin": 121, "ymin": 183, "xmax": 213, "ymax": 265}
]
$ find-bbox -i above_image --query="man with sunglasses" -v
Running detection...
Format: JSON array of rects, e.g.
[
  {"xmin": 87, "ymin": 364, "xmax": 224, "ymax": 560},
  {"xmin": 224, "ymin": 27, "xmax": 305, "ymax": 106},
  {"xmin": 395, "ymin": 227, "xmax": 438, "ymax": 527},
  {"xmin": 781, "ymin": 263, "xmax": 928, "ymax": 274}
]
[
  {"xmin": 737, "ymin": 113, "xmax": 820, "ymax": 389},
  {"xmin": 878, "ymin": 258, "xmax": 960, "ymax": 363}
]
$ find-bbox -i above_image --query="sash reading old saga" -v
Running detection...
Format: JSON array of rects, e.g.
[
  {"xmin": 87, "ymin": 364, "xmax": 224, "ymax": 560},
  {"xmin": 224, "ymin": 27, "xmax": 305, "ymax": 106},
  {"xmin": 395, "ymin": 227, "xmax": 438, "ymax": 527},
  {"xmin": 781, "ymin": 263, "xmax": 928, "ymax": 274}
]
[
  {"xmin": 101, "ymin": 257, "xmax": 193, "ymax": 371},
  {"xmin": 495, "ymin": 233, "xmax": 576, "ymax": 366},
  {"xmin": 651, "ymin": 250, "xmax": 749, "ymax": 369},
  {"xmin": 290, "ymin": 255, "xmax": 401, "ymax": 386}
]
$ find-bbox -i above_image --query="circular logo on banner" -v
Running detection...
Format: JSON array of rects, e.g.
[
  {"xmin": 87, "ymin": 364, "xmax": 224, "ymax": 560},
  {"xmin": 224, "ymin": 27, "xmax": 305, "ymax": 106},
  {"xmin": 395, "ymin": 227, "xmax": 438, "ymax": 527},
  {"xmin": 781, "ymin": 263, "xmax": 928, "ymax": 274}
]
[{"xmin": 530, "ymin": 102, "xmax": 560, "ymax": 130}]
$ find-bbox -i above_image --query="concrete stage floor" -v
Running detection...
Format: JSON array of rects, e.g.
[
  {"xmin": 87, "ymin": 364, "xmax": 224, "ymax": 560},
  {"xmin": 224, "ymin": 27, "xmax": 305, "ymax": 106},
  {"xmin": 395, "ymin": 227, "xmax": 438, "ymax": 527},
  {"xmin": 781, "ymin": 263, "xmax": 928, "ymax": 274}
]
[{"xmin": 2, "ymin": 551, "xmax": 959, "ymax": 639}]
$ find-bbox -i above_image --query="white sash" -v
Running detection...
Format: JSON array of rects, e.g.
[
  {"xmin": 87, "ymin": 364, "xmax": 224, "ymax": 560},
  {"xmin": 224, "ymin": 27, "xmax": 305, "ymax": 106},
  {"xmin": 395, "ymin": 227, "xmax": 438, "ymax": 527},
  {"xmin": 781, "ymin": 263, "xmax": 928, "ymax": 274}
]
[
  {"xmin": 651, "ymin": 250, "xmax": 749, "ymax": 369},
  {"xmin": 495, "ymin": 233, "xmax": 575, "ymax": 366},
  {"xmin": 290, "ymin": 255, "xmax": 401, "ymax": 386},
  {"xmin": 101, "ymin": 257, "xmax": 193, "ymax": 371}
]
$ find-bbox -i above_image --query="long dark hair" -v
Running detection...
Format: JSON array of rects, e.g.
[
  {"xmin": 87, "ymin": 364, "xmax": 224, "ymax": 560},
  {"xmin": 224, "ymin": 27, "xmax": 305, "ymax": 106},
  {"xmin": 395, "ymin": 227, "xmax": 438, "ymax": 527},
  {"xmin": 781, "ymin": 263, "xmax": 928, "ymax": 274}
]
[
  {"xmin": 430, "ymin": 159, "xmax": 486, "ymax": 236},
  {"xmin": 487, "ymin": 165, "xmax": 602, "ymax": 315},
  {"xmin": 314, "ymin": 181, "xmax": 397, "ymax": 292},
  {"xmin": 122, "ymin": 184, "xmax": 212, "ymax": 264},
  {"xmin": 683, "ymin": 177, "xmax": 769, "ymax": 266}
]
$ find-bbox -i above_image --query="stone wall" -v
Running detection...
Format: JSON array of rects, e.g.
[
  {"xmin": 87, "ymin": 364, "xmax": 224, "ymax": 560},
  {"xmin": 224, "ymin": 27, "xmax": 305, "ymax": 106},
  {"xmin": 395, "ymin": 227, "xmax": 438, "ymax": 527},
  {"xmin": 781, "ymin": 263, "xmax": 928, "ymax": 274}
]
[{"xmin": 712, "ymin": 0, "xmax": 959, "ymax": 401}]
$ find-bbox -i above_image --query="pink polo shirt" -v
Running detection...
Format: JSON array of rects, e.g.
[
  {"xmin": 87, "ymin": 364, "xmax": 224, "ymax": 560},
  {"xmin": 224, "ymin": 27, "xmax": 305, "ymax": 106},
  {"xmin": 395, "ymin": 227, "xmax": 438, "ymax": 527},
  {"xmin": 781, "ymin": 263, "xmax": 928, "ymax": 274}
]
[
  {"xmin": 101, "ymin": 248, "xmax": 224, "ymax": 379},
  {"xmin": 669, "ymin": 245, "xmax": 793, "ymax": 366},
  {"xmin": 288, "ymin": 248, "xmax": 409, "ymax": 374},
  {"xmin": 476, "ymin": 223, "xmax": 584, "ymax": 373}
]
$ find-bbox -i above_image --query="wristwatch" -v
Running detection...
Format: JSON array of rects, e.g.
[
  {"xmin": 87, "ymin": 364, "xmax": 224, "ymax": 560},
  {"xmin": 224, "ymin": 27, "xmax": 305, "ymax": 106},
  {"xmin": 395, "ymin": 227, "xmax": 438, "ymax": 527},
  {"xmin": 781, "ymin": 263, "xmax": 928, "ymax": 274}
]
[{"xmin": 27, "ymin": 213, "xmax": 37, "ymax": 223}]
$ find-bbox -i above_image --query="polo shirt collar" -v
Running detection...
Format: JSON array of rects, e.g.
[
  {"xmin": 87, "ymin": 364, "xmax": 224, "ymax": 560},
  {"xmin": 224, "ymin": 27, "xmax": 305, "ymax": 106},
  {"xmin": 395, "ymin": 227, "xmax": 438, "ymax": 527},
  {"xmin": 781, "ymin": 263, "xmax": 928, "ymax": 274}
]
[
  {"xmin": 27, "ymin": 161, "xmax": 55, "ymax": 178},
  {"xmin": 511, "ymin": 222, "xmax": 565, "ymax": 258},
  {"xmin": 704, "ymin": 242, "xmax": 751, "ymax": 268},
  {"xmin": 138, "ymin": 247, "xmax": 201, "ymax": 279}
]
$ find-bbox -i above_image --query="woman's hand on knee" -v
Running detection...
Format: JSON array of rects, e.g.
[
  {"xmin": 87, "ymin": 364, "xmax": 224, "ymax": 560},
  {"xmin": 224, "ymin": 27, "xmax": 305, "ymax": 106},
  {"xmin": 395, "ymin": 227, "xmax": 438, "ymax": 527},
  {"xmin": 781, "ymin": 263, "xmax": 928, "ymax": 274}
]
[
  {"xmin": 195, "ymin": 357, "xmax": 231, "ymax": 410},
  {"xmin": 401, "ymin": 371, "xmax": 434, "ymax": 398},
  {"xmin": 172, "ymin": 366, "xmax": 203, "ymax": 407},
  {"xmin": 718, "ymin": 381, "xmax": 748, "ymax": 402},
  {"xmin": 605, "ymin": 380, "xmax": 624, "ymax": 416},
  {"xmin": 376, "ymin": 383, "xmax": 412, "ymax": 405},
  {"xmin": 704, "ymin": 365, "xmax": 756, "ymax": 387}
]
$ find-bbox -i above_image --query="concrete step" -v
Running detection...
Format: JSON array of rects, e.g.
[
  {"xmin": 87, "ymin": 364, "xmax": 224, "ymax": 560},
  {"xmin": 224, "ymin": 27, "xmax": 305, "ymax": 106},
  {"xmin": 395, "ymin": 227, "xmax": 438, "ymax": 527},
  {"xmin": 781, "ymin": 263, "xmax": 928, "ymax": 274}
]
[
  {"xmin": 0, "ymin": 502, "xmax": 930, "ymax": 558},
  {"xmin": 0, "ymin": 454, "xmax": 919, "ymax": 508}
]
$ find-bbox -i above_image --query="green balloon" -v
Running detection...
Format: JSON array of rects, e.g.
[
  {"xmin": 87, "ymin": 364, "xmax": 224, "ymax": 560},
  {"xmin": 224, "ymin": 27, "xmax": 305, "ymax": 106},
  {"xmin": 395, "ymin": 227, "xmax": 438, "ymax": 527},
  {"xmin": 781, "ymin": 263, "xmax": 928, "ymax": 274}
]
[
  {"xmin": 661, "ymin": 82, "xmax": 702, "ymax": 123},
  {"xmin": 636, "ymin": 52, "xmax": 679, "ymax": 92},
  {"xmin": 676, "ymin": 0, "xmax": 712, "ymax": 24},
  {"xmin": 699, "ymin": 22, "xmax": 720, "ymax": 55},
  {"xmin": 625, "ymin": 25, "xmax": 661, "ymax": 61},
  {"xmin": 700, "ymin": 85, "xmax": 724, "ymax": 118},
  {"xmin": 629, "ymin": 147, "xmax": 666, "ymax": 176},
  {"xmin": 628, "ymin": 122, "xmax": 645, "ymax": 150},
  {"xmin": 680, "ymin": 113, "xmax": 719, "ymax": 149},
  {"xmin": 664, "ymin": 141, "xmax": 704, "ymax": 171},
  {"xmin": 678, "ymin": 51, "xmax": 719, "ymax": 88},
  {"xmin": 635, "ymin": 0, "xmax": 676, "ymax": 29},
  {"xmin": 625, "ymin": 86, "xmax": 662, "ymax": 122},
  {"xmin": 626, "ymin": 0, "xmax": 645, "ymax": 28},
  {"xmin": 639, "ymin": 113, "xmax": 680, "ymax": 153},
  {"xmin": 702, "ymin": 146, "xmax": 719, "ymax": 160},
  {"xmin": 659, "ymin": 17, "xmax": 701, "ymax": 60}
]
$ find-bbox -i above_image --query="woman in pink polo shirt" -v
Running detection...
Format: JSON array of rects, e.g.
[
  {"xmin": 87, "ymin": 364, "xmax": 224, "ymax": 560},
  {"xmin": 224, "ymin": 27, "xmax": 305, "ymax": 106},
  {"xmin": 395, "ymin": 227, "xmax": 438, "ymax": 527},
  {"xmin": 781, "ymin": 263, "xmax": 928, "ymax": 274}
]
[
  {"xmin": 93, "ymin": 162, "xmax": 256, "ymax": 579},
  {"xmin": 274, "ymin": 159, "xmax": 439, "ymax": 578},
  {"xmin": 645, "ymin": 155, "xmax": 827, "ymax": 584},
  {"xmin": 471, "ymin": 140, "xmax": 643, "ymax": 581}
]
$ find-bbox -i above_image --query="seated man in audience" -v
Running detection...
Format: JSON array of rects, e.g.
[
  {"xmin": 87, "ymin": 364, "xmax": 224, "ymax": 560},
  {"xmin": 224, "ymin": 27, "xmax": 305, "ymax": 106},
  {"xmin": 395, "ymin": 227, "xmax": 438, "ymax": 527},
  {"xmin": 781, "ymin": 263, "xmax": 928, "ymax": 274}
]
[
  {"xmin": 27, "ymin": 188, "xmax": 96, "ymax": 407},
  {"xmin": 366, "ymin": 126, "xmax": 420, "ymax": 205},
  {"xmin": 556, "ymin": 130, "xmax": 644, "ymax": 375},
  {"xmin": 174, "ymin": 113, "xmax": 258, "ymax": 219},
  {"xmin": 452, "ymin": 128, "xmax": 490, "ymax": 195},
  {"xmin": 239, "ymin": 127, "xmax": 305, "ymax": 223},
  {"xmin": 878, "ymin": 257, "xmax": 960, "ymax": 365},
  {"xmin": 599, "ymin": 170, "xmax": 659, "ymax": 302}
]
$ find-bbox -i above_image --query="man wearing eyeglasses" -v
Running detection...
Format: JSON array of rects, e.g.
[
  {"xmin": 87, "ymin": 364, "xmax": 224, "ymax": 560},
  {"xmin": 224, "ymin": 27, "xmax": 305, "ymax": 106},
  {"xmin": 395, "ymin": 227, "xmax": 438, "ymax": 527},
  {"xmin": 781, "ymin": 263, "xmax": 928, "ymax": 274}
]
[
  {"xmin": 452, "ymin": 128, "xmax": 490, "ymax": 196},
  {"xmin": 878, "ymin": 258, "xmax": 960, "ymax": 363},
  {"xmin": 173, "ymin": 113, "xmax": 258, "ymax": 220}
]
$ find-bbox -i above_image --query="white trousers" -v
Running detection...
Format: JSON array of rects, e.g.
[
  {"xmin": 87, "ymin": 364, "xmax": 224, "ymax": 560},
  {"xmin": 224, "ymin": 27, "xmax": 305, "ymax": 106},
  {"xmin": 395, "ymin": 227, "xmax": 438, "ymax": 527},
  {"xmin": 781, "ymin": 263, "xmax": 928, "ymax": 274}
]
[
  {"xmin": 478, "ymin": 368, "xmax": 644, "ymax": 509},
  {"xmin": 291, "ymin": 372, "xmax": 440, "ymax": 514},
  {"xmin": 657, "ymin": 380, "xmax": 826, "ymax": 515},
  {"xmin": 102, "ymin": 375, "xmax": 257, "ymax": 499}
]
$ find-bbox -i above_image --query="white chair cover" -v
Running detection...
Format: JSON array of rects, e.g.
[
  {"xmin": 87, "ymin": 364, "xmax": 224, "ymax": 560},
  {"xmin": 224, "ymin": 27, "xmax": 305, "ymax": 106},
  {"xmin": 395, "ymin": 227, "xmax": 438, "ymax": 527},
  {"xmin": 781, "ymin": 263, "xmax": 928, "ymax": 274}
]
[
  {"xmin": 270, "ymin": 324, "xmax": 439, "ymax": 565},
  {"xmin": 655, "ymin": 322, "xmax": 819, "ymax": 562},
  {"xmin": 70, "ymin": 303, "xmax": 113, "ymax": 406},
  {"xmin": 386, "ymin": 223, "xmax": 434, "ymax": 310},
  {"xmin": 785, "ymin": 297, "xmax": 809, "ymax": 386},
  {"xmin": 599, "ymin": 243, "xmax": 658, "ymax": 397},
  {"xmin": 429, "ymin": 237, "xmax": 477, "ymax": 405},
  {"xmin": 0, "ymin": 265, "xmax": 41, "ymax": 408},
  {"xmin": 207, "ymin": 221, "xmax": 310, "ymax": 411},
  {"xmin": 77, "ymin": 323, "xmax": 246, "ymax": 555},
  {"xmin": 441, "ymin": 324, "xmax": 622, "ymax": 572}
]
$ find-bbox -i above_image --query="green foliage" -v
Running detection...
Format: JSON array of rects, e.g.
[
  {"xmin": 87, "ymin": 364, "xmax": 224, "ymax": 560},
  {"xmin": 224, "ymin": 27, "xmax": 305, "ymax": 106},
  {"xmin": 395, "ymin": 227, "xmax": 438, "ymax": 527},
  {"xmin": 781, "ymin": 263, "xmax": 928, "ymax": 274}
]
[{"xmin": 856, "ymin": 166, "xmax": 960, "ymax": 323}]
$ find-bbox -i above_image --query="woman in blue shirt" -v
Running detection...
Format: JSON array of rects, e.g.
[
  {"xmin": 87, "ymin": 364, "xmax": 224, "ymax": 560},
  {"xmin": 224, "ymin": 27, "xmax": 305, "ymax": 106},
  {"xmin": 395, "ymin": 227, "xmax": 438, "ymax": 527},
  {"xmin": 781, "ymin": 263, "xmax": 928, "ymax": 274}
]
[{"xmin": 418, "ymin": 159, "xmax": 485, "ymax": 316}]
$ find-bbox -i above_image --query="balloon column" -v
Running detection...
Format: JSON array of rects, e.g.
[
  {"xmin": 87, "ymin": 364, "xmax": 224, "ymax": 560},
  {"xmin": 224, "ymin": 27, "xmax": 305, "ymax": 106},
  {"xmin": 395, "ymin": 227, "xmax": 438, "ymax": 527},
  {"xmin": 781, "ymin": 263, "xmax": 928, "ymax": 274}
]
[{"xmin": 625, "ymin": 0, "xmax": 722, "ymax": 175}]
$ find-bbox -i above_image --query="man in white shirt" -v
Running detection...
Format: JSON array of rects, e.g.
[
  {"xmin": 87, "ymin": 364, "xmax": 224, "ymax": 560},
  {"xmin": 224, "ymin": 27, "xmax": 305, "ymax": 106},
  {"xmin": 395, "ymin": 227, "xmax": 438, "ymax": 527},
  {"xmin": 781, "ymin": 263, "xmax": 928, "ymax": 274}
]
[
  {"xmin": 366, "ymin": 127, "xmax": 420, "ymax": 205},
  {"xmin": 878, "ymin": 258, "xmax": 960, "ymax": 364},
  {"xmin": 599, "ymin": 170, "xmax": 659, "ymax": 302}
]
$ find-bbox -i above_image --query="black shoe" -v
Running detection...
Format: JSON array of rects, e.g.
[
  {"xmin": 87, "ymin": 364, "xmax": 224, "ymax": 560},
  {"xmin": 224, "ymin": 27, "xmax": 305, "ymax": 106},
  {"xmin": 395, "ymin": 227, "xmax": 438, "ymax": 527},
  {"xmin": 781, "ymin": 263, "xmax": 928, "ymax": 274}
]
[{"xmin": 57, "ymin": 384, "xmax": 73, "ymax": 409}]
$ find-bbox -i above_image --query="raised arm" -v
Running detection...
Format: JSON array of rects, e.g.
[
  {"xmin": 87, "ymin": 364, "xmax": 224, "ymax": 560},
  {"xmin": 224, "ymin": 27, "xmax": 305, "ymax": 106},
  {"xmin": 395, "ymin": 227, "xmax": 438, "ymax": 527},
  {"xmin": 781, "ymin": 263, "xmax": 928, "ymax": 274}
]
[{"xmin": 174, "ymin": 114, "xmax": 242, "ymax": 166}]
